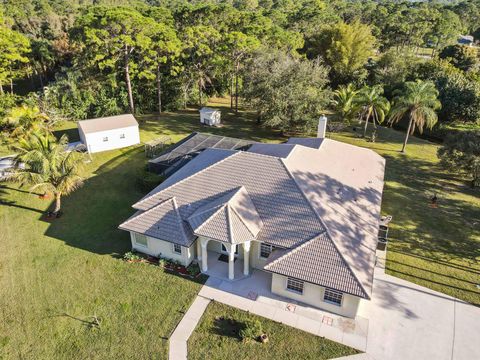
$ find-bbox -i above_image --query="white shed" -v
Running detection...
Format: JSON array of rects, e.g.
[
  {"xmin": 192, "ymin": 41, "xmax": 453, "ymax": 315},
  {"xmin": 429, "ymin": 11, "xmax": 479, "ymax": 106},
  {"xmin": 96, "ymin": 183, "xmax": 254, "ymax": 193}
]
[
  {"xmin": 77, "ymin": 114, "xmax": 140, "ymax": 154},
  {"xmin": 199, "ymin": 107, "xmax": 221, "ymax": 126}
]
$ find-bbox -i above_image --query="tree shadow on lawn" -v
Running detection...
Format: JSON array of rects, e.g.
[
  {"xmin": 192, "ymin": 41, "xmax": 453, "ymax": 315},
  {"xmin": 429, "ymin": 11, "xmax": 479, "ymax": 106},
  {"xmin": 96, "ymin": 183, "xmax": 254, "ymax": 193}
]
[
  {"xmin": 382, "ymin": 155, "xmax": 480, "ymax": 264},
  {"xmin": 211, "ymin": 315, "xmax": 244, "ymax": 340},
  {"xmin": 43, "ymin": 146, "xmax": 148, "ymax": 256},
  {"xmin": 138, "ymin": 108, "xmax": 285, "ymax": 144}
]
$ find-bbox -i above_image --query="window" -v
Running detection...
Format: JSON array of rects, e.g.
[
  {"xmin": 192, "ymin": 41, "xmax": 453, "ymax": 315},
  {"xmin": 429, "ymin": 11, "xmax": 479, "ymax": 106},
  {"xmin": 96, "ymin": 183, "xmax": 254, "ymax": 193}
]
[
  {"xmin": 120, "ymin": 133, "xmax": 125, "ymax": 139},
  {"xmin": 260, "ymin": 243, "xmax": 275, "ymax": 259},
  {"xmin": 173, "ymin": 243, "xmax": 182, "ymax": 254},
  {"xmin": 103, "ymin": 136, "xmax": 108, "ymax": 142},
  {"xmin": 221, "ymin": 244, "xmax": 238, "ymax": 254},
  {"xmin": 134, "ymin": 233, "xmax": 148, "ymax": 247},
  {"xmin": 286, "ymin": 277, "xmax": 304, "ymax": 294},
  {"xmin": 324, "ymin": 288, "xmax": 343, "ymax": 306}
]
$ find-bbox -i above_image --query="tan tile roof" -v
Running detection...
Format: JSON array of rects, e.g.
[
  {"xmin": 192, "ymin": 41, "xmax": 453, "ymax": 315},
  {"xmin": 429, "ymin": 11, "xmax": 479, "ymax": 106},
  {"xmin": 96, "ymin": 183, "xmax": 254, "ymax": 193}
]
[
  {"xmin": 78, "ymin": 114, "xmax": 138, "ymax": 134},
  {"xmin": 118, "ymin": 198, "xmax": 195, "ymax": 246},
  {"xmin": 264, "ymin": 232, "xmax": 367, "ymax": 297},
  {"xmin": 187, "ymin": 186, "xmax": 263, "ymax": 244},
  {"xmin": 120, "ymin": 137, "xmax": 385, "ymax": 299}
]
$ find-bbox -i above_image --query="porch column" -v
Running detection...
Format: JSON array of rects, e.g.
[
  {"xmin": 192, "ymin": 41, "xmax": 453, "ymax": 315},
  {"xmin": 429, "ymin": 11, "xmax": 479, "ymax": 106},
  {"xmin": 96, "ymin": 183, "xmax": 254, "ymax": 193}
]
[
  {"xmin": 227, "ymin": 244, "xmax": 236, "ymax": 280},
  {"xmin": 200, "ymin": 238, "xmax": 209, "ymax": 272},
  {"xmin": 196, "ymin": 239, "xmax": 201, "ymax": 261},
  {"xmin": 243, "ymin": 241, "xmax": 251, "ymax": 276}
]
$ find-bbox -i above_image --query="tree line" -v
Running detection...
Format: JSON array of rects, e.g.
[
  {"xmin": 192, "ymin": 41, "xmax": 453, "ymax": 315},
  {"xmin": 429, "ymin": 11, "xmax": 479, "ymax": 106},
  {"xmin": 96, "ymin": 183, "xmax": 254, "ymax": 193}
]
[{"xmin": 0, "ymin": 0, "xmax": 479, "ymax": 187}]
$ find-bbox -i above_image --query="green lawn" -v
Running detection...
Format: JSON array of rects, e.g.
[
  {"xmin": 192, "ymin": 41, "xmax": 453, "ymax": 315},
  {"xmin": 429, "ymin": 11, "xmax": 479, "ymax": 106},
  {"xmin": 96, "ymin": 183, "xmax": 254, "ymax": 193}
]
[
  {"xmin": 188, "ymin": 301, "xmax": 360, "ymax": 360},
  {"xmin": 0, "ymin": 103, "xmax": 286, "ymax": 359},
  {"xmin": 0, "ymin": 99, "xmax": 479, "ymax": 358}
]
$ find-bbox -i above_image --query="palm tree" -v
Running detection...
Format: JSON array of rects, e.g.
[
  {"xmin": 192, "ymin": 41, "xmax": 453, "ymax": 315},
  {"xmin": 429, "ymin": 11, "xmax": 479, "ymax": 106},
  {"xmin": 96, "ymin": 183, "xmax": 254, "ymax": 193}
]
[
  {"xmin": 6, "ymin": 131, "xmax": 86, "ymax": 215},
  {"xmin": 389, "ymin": 80, "xmax": 441, "ymax": 153},
  {"xmin": 0, "ymin": 105, "xmax": 50, "ymax": 142},
  {"xmin": 355, "ymin": 85, "xmax": 390, "ymax": 138},
  {"xmin": 332, "ymin": 84, "xmax": 359, "ymax": 123}
]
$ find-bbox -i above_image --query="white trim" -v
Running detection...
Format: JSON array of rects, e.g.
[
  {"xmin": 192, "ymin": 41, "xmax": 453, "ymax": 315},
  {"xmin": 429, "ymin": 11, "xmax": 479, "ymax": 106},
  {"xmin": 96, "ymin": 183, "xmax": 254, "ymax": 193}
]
[
  {"xmin": 286, "ymin": 277, "xmax": 304, "ymax": 295},
  {"xmin": 172, "ymin": 243, "xmax": 182, "ymax": 254},
  {"xmin": 323, "ymin": 288, "xmax": 343, "ymax": 306},
  {"xmin": 133, "ymin": 233, "xmax": 148, "ymax": 248}
]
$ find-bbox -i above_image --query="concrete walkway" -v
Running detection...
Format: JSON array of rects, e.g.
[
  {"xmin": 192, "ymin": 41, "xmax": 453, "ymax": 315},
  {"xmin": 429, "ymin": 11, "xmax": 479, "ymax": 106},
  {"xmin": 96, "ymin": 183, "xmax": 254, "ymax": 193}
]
[
  {"xmin": 169, "ymin": 249, "xmax": 480, "ymax": 360},
  {"xmin": 168, "ymin": 296, "xmax": 211, "ymax": 360},
  {"xmin": 199, "ymin": 274, "xmax": 369, "ymax": 351}
]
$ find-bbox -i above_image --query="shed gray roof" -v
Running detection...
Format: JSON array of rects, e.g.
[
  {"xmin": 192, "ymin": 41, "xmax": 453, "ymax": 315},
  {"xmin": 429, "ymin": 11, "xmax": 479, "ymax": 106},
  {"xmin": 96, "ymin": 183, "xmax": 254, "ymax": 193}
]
[
  {"xmin": 120, "ymin": 137, "xmax": 385, "ymax": 299},
  {"xmin": 78, "ymin": 114, "xmax": 138, "ymax": 134}
]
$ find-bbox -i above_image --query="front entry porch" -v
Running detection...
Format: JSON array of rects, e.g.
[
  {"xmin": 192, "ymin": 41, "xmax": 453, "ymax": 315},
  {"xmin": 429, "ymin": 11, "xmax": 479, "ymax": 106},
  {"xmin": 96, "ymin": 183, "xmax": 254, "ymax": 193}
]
[
  {"xmin": 201, "ymin": 250, "xmax": 249, "ymax": 281},
  {"xmin": 196, "ymin": 238, "xmax": 251, "ymax": 281}
]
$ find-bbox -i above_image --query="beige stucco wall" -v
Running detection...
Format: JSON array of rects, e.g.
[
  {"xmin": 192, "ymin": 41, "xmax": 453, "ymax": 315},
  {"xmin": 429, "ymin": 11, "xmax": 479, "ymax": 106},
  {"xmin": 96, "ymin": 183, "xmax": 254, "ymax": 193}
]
[
  {"xmin": 271, "ymin": 273, "xmax": 361, "ymax": 318},
  {"xmin": 130, "ymin": 232, "xmax": 194, "ymax": 267}
]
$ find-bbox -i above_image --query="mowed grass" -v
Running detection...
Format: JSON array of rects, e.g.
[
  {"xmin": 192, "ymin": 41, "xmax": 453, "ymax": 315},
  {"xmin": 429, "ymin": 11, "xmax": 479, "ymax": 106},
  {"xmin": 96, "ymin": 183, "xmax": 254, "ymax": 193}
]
[
  {"xmin": 0, "ymin": 145, "xmax": 209, "ymax": 359},
  {"xmin": 0, "ymin": 103, "xmax": 287, "ymax": 359},
  {"xmin": 0, "ymin": 99, "xmax": 479, "ymax": 358},
  {"xmin": 329, "ymin": 124, "xmax": 480, "ymax": 305},
  {"xmin": 188, "ymin": 301, "xmax": 360, "ymax": 360}
]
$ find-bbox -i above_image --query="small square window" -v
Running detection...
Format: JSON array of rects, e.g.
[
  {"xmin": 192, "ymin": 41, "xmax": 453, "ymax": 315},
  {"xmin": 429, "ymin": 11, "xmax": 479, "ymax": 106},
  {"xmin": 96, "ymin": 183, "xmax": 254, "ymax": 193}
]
[
  {"xmin": 324, "ymin": 288, "xmax": 343, "ymax": 306},
  {"xmin": 173, "ymin": 243, "xmax": 182, "ymax": 254},
  {"xmin": 103, "ymin": 136, "xmax": 108, "ymax": 142},
  {"xmin": 134, "ymin": 233, "xmax": 148, "ymax": 247},
  {"xmin": 286, "ymin": 277, "xmax": 304, "ymax": 294},
  {"xmin": 120, "ymin": 134, "xmax": 125, "ymax": 139},
  {"xmin": 260, "ymin": 243, "xmax": 275, "ymax": 259}
]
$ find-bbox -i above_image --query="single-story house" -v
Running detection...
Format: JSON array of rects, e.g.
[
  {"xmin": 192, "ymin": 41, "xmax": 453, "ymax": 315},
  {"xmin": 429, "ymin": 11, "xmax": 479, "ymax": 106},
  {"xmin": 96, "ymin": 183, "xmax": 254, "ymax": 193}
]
[
  {"xmin": 119, "ymin": 131, "xmax": 385, "ymax": 318},
  {"xmin": 78, "ymin": 114, "xmax": 140, "ymax": 153}
]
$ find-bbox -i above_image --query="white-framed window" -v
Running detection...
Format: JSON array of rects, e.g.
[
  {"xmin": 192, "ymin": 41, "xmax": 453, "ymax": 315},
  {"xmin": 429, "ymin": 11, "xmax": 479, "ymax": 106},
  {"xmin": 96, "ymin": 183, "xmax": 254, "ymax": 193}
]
[
  {"xmin": 103, "ymin": 136, "xmax": 108, "ymax": 142},
  {"xmin": 324, "ymin": 288, "xmax": 343, "ymax": 306},
  {"xmin": 173, "ymin": 243, "xmax": 182, "ymax": 254},
  {"xmin": 120, "ymin": 133, "xmax": 125, "ymax": 139},
  {"xmin": 260, "ymin": 243, "xmax": 275, "ymax": 259},
  {"xmin": 221, "ymin": 243, "xmax": 238, "ymax": 255},
  {"xmin": 134, "ymin": 233, "xmax": 148, "ymax": 247},
  {"xmin": 286, "ymin": 277, "xmax": 304, "ymax": 294}
]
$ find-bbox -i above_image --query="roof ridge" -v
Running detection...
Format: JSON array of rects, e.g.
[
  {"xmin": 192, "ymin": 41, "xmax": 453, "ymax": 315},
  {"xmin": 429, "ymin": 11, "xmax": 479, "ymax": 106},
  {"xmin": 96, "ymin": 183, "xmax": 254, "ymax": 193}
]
[
  {"xmin": 226, "ymin": 205, "xmax": 234, "ymax": 243},
  {"xmin": 228, "ymin": 205, "xmax": 256, "ymax": 239},
  {"xmin": 280, "ymin": 157, "xmax": 370, "ymax": 299},
  {"xmin": 171, "ymin": 197, "xmax": 192, "ymax": 245},
  {"xmin": 119, "ymin": 197, "xmax": 175, "ymax": 228},
  {"xmin": 264, "ymin": 232, "xmax": 327, "ymax": 270},
  {"xmin": 133, "ymin": 149, "xmax": 240, "ymax": 209}
]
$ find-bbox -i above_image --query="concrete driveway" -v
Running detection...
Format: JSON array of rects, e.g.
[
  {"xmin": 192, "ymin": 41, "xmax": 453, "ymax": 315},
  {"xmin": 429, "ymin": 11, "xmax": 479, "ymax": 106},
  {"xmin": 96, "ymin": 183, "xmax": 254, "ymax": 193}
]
[{"xmin": 357, "ymin": 269, "xmax": 480, "ymax": 360}]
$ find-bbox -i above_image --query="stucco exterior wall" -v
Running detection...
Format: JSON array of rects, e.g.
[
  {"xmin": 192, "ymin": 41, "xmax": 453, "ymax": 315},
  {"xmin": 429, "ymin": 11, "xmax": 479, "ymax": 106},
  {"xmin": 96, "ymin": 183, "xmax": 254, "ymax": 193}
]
[
  {"xmin": 130, "ymin": 232, "xmax": 194, "ymax": 267},
  {"xmin": 271, "ymin": 273, "xmax": 361, "ymax": 318},
  {"xmin": 83, "ymin": 125, "xmax": 140, "ymax": 153}
]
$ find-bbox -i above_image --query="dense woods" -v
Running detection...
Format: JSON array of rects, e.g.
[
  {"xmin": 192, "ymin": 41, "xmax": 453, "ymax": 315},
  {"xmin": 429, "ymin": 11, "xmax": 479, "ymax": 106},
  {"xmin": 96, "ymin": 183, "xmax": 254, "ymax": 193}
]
[{"xmin": 0, "ymin": 0, "xmax": 479, "ymax": 181}]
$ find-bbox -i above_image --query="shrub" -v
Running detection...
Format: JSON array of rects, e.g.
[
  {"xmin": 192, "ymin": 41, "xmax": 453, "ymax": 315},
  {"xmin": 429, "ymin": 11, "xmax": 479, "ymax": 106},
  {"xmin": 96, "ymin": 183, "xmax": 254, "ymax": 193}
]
[
  {"xmin": 124, "ymin": 251, "xmax": 142, "ymax": 261},
  {"xmin": 136, "ymin": 168, "xmax": 165, "ymax": 192},
  {"xmin": 239, "ymin": 319, "xmax": 263, "ymax": 341}
]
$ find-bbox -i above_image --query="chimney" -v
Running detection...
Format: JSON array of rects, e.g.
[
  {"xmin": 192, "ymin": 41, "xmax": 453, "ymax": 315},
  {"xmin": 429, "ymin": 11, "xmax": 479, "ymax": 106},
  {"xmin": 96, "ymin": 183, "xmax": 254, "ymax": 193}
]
[{"xmin": 317, "ymin": 115, "xmax": 327, "ymax": 138}]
